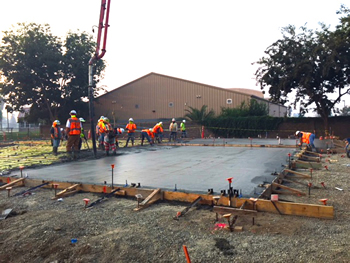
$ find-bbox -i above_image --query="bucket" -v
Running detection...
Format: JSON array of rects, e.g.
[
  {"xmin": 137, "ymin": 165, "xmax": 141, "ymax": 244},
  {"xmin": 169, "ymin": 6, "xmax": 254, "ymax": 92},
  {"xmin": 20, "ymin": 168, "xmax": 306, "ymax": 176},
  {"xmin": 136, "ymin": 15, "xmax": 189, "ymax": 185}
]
[{"xmin": 271, "ymin": 194, "xmax": 279, "ymax": 201}]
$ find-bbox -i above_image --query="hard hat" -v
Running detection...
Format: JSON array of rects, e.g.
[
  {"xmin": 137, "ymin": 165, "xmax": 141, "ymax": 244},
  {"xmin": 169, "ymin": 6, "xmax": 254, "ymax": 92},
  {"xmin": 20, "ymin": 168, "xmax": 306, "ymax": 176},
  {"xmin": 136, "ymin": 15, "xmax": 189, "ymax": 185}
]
[
  {"xmin": 183, "ymin": 120, "xmax": 186, "ymax": 123},
  {"xmin": 172, "ymin": 118, "xmax": 175, "ymax": 121},
  {"xmin": 159, "ymin": 122, "xmax": 163, "ymax": 126},
  {"xmin": 129, "ymin": 118, "xmax": 134, "ymax": 122},
  {"xmin": 149, "ymin": 128, "xmax": 153, "ymax": 132},
  {"xmin": 103, "ymin": 117, "xmax": 109, "ymax": 123},
  {"xmin": 295, "ymin": 131, "xmax": 300, "ymax": 136},
  {"xmin": 54, "ymin": 120, "xmax": 60, "ymax": 125},
  {"xmin": 70, "ymin": 110, "xmax": 77, "ymax": 115},
  {"xmin": 79, "ymin": 117, "xmax": 86, "ymax": 122}
]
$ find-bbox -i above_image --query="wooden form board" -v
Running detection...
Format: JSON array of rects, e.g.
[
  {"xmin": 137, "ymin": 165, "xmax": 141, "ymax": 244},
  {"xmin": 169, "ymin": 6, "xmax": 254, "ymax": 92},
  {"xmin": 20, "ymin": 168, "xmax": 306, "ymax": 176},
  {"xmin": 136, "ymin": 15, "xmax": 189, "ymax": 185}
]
[
  {"xmin": 0, "ymin": 178, "xmax": 25, "ymax": 190},
  {"xmin": 17, "ymin": 178, "xmax": 334, "ymax": 219}
]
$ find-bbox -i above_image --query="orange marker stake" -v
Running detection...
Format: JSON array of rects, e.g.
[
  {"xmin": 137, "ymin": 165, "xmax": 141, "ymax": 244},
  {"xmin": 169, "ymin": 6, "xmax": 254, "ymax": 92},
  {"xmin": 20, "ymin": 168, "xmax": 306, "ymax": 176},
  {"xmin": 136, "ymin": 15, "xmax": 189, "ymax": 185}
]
[{"xmin": 183, "ymin": 245, "xmax": 191, "ymax": 263}]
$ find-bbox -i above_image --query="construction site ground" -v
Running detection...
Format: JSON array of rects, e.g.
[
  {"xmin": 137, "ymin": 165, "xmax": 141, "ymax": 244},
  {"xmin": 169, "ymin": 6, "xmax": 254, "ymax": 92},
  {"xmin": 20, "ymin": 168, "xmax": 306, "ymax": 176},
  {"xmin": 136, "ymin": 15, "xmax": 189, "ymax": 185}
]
[{"xmin": 0, "ymin": 138, "xmax": 350, "ymax": 262}]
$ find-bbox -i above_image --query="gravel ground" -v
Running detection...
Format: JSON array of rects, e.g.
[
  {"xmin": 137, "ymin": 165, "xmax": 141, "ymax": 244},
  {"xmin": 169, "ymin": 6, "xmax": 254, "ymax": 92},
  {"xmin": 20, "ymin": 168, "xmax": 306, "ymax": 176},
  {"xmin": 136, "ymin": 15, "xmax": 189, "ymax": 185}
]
[{"xmin": 0, "ymin": 151, "xmax": 350, "ymax": 263}]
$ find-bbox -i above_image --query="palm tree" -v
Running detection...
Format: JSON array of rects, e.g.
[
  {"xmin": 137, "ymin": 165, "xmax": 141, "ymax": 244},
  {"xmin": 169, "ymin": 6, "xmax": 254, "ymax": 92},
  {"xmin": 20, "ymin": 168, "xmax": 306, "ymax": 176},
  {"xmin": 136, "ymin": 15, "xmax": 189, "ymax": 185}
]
[
  {"xmin": 184, "ymin": 105, "xmax": 215, "ymax": 124},
  {"xmin": 184, "ymin": 105, "xmax": 215, "ymax": 137}
]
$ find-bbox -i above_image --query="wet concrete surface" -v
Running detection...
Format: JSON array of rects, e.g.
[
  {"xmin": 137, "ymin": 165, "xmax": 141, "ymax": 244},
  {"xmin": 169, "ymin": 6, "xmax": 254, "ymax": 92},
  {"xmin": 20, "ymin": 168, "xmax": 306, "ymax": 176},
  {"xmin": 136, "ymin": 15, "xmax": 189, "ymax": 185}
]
[{"xmin": 24, "ymin": 139, "xmax": 299, "ymax": 197}]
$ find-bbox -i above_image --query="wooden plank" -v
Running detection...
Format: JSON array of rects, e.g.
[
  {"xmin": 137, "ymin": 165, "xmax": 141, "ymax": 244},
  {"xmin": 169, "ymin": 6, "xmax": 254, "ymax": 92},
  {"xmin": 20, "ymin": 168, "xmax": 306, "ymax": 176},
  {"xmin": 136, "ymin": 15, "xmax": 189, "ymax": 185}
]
[
  {"xmin": 52, "ymin": 184, "xmax": 80, "ymax": 199},
  {"xmin": 295, "ymin": 160, "xmax": 322, "ymax": 169},
  {"xmin": 213, "ymin": 206, "xmax": 257, "ymax": 214},
  {"xmin": 19, "ymin": 178, "xmax": 333, "ymax": 219},
  {"xmin": 272, "ymin": 183, "xmax": 306, "ymax": 196},
  {"xmin": 140, "ymin": 188, "xmax": 161, "ymax": 206},
  {"xmin": 283, "ymin": 169, "xmax": 311, "ymax": 178},
  {"xmin": 0, "ymin": 178, "xmax": 25, "ymax": 190}
]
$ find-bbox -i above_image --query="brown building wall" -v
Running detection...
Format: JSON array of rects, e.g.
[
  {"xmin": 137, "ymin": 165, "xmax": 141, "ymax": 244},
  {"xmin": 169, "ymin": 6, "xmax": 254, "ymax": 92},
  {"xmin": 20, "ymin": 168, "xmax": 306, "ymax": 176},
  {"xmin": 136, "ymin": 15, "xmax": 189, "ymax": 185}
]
[{"xmin": 94, "ymin": 73, "xmax": 253, "ymax": 122}]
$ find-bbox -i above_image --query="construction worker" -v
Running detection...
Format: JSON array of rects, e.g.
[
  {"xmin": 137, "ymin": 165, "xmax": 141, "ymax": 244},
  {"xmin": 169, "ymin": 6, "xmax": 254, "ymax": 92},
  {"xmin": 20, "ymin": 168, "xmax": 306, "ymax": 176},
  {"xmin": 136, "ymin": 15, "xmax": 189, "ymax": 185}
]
[
  {"xmin": 141, "ymin": 128, "xmax": 154, "ymax": 146},
  {"xmin": 114, "ymin": 127, "xmax": 124, "ymax": 147},
  {"xmin": 97, "ymin": 116, "xmax": 109, "ymax": 150},
  {"xmin": 125, "ymin": 118, "xmax": 137, "ymax": 147},
  {"xmin": 78, "ymin": 117, "xmax": 86, "ymax": 151},
  {"xmin": 66, "ymin": 110, "xmax": 81, "ymax": 159},
  {"xmin": 169, "ymin": 118, "xmax": 178, "ymax": 142},
  {"xmin": 295, "ymin": 131, "xmax": 316, "ymax": 151},
  {"xmin": 153, "ymin": 122, "xmax": 163, "ymax": 143},
  {"xmin": 180, "ymin": 119, "xmax": 187, "ymax": 138},
  {"xmin": 104, "ymin": 118, "xmax": 117, "ymax": 156},
  {"xmin": 50, "ymin": 120, "xmax": 62, "ymax": 156}
]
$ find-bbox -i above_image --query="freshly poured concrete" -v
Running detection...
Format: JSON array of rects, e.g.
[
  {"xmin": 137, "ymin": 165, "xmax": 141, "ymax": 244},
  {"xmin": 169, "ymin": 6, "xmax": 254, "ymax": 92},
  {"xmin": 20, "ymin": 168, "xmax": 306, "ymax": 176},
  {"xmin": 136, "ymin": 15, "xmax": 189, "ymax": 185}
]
[{"xmin": 24, "ymin": 139, "xmax": 297, "ymax": 197}]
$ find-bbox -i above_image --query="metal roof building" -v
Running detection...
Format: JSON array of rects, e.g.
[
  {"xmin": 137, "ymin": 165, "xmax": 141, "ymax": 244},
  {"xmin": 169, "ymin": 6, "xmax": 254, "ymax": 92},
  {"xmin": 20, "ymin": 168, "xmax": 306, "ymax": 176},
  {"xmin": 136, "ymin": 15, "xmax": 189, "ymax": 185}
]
[{"xmin": 94, "ymin": 72, "xmax": 287, "ymax": 122}]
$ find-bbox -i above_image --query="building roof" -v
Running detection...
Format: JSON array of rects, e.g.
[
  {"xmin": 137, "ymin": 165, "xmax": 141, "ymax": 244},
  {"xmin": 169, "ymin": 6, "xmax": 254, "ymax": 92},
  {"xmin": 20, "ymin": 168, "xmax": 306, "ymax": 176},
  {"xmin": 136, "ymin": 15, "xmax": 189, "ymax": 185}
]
[{"xmin": 97, "ymin": 72, "xmax": 284, "ymax": 107}]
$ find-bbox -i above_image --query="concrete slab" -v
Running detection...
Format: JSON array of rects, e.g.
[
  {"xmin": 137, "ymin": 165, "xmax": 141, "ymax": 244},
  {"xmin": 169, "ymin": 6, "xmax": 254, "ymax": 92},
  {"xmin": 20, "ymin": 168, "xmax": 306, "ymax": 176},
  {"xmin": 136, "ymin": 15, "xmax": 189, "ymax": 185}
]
[{"xmin": 24, "ymin": 142, "xmax": 295, "ymax": 197}]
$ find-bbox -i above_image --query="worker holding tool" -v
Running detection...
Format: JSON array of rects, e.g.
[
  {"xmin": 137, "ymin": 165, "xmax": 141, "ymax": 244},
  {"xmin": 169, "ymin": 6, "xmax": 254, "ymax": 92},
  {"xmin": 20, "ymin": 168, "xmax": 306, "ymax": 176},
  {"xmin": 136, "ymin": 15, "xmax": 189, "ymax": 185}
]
[
  {"xmin": 114, "ymin": 127, "xmax": 124, "ymax": 147},
  {"xmin": 169, "ymin": 118, "xmax": 178, "ymax": 142},
  {"xmin": 50, "ymin": 120, "xmax": 62, "ymax": 156},
  {"xmin": 296, "ymin": 131, "xmax": 316, "ymax": 152},
  {"xmin": 153, "ymin": 122, "xmax": 163, "ymax": 143},
  {"xmin": 125, "ymin": 118, "xmax": 137, "ymax": 147},
  {"xmin": 180, "ymin": 119, "xmax": 187, "ymax": 138},
  {"xmin": 66, "ymin": 110, "xmax": 81, "ymax": 159},
  {"xmin": 141, "ymin": 128, "xmax": 154, "ymax": 146},
  {"xmin": 104, "ymin": 119, "xmax": 117, "ymax": 156},
  {"xmin": 78, "ymin": 117, "xmax": 88, "ymax": 151}
]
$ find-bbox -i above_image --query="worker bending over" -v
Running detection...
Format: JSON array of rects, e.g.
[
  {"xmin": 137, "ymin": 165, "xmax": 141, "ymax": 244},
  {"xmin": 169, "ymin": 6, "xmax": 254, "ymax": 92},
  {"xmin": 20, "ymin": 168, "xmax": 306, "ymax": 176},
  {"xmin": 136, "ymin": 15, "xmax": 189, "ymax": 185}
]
[
  {"xmin": 153, "ymin": 122, "xmax": 163, "ymax": 143},
  {"xmin": 296, "ymin": 131, "xmax": 316, "ymax": 152},
  {"xmin": 141, "ymin": 128, "xmax": 154, "ymax": 146}
]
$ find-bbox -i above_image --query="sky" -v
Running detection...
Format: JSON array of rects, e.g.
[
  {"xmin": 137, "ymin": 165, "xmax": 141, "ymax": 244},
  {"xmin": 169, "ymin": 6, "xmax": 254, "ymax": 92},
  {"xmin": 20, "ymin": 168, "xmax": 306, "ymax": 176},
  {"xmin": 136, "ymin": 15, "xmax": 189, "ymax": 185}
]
[{"xmin": 0, "ymin": 0, "xmax": 349, "ymax": 114}]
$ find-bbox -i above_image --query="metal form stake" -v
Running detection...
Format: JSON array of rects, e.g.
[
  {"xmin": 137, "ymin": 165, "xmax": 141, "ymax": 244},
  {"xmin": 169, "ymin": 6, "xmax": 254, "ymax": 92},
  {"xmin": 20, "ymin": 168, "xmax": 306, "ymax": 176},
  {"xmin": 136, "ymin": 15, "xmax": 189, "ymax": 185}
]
[
  {"xmin": 227, "ymin": 177, "xmax": 233, "ymax": 207},
  {"xmin": 111, "ymin": 164, "xmax": 115, "ymax": 189},
  {"xmin": 308, "ymin": 182, "xmax": 312, "ymax": 197}
]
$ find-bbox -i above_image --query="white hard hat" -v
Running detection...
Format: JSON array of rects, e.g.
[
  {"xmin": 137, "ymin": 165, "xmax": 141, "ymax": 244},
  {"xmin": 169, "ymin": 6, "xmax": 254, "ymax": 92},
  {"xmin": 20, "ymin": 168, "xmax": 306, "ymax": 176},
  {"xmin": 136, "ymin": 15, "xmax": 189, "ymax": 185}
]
[
  {"xmin": 295, "ymin": 131, "xmax": 300, "ymax": 136},
  {"xmin": 54, "ymin": 120, "xmax": 60, "ymax": 125},
  {"xmin": 172, "ymin": 118, "xmax": 175, "ymax": 121},
  {"xmin": 183, "ymin": 120, "xmax": 186, "ymax": 123},
  {"xmin": 70, "ymin": 110, "xmax": 77, "ymax": 115},
  {"xmin": 129, "ymin": 118, "xmax": 134, "ymax": 122},
  {"xmin": 79, "ymin": 117, "xmax": 86, "ymax": 122},
  {"xmin": 159, "ymin": 122, "xmax": 163, "ymax": 126},
  {"xmin": 103, "ymin": 117, "xmax": 109, "ymax": 123},
  {"xmin": 149, "ymin": 128, "xmax": 153, "ymax": 132}
]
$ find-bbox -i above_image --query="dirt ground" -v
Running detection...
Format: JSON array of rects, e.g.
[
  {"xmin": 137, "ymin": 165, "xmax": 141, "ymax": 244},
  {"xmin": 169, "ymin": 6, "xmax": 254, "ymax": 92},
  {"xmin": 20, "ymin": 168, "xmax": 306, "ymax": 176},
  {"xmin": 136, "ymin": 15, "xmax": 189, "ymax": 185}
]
[{"xmin": 1, "ymin": 145, "xmax": 350, "ymax": 262}]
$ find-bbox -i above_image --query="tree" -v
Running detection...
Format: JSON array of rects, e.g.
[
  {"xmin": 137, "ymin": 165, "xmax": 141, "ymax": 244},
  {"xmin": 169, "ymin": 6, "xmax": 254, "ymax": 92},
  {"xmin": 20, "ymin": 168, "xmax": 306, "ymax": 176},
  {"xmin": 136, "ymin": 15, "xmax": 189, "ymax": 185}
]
[
  {"xmin": 0, "ymin": 23, "xmax": 105, "ymax": 124},
  {"xmin": 184, "ymin": 105, "xmax": 215, "ymax": 125},
  {"xmin": 220, "ymin": 99, "xmax": 268, "ymax": 117},
  {"xmin": 254, "ymin": 6, "xmax": 350, "ymax": 134}
]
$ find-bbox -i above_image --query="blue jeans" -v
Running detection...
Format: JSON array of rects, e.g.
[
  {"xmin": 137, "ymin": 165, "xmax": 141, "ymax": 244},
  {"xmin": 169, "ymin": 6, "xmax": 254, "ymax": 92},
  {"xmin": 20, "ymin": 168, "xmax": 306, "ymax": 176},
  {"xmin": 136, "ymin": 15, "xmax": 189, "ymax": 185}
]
[
  {"xmin": 52, "ymin": 139, "xmax": 60, "ymax": 147},
  {"xmin": 309, "ymin": 133, "xmax": 316, "ymax": 149}
]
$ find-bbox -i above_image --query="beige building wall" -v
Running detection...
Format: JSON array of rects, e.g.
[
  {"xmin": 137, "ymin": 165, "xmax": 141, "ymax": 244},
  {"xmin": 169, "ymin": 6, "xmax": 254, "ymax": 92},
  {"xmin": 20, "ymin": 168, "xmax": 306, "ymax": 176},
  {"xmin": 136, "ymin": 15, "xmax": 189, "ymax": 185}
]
[{"xmin": 94, "ymin": 73, "xmax": 286, "ymax": 122}]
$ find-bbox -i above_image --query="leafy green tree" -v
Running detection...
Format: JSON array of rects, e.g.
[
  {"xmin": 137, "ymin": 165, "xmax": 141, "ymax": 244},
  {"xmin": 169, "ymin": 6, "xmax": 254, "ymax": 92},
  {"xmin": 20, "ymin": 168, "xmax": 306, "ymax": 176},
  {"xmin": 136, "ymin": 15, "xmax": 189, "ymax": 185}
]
[
  {"xmin": 220, "ymin": 99, "xmax": 268, "ymax": 117},
  {"xmin": 254, "ymin": 6, "xmax": 350, "ymax": 134},
  {"xmin": 0, "ymin": 23, "xmax": 105, "ymax": 124}
]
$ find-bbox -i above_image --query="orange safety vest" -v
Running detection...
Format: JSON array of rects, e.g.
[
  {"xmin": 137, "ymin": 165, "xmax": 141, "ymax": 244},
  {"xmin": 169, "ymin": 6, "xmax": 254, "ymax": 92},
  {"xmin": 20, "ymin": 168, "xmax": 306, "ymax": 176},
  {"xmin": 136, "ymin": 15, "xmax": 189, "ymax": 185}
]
[
  {"xmin": 142, "ymin": 129, "xmax": 154, "ymax": 139},
  {"xmin": 51, "ymin": 126, "xmax": 59, "ymax": 139},
  {"xmin": 301, "ymin": 132, "xmax": 311, "ymax": 144},
  {"xmin": 98, "ymin": 121, "xmax": 107, "ymax": 134},
  {"xmin": 68, "ymin": 117, "xmax": 81, "ymax": 135},
  {"xmin": 153, "ymin": 124, "xmax": 163, "ymax": 133},
  {"xmin": 126, "ymin": 123, "xmax": 136, "ymax": 133}
]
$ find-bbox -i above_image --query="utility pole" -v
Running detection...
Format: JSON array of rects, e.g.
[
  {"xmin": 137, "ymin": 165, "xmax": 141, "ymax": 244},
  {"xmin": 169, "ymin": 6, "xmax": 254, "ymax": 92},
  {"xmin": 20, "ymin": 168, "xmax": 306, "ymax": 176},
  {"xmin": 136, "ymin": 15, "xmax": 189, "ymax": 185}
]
[{"xmin": 89, "ymin": 0, "xmax": 111, "ymax": 157}]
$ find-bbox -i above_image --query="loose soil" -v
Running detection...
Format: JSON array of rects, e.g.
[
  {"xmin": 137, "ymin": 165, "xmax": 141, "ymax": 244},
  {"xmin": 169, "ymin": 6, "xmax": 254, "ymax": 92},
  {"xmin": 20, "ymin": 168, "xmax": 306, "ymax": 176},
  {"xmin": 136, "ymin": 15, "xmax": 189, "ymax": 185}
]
[{"xmin": 0, "ymin": 141, "xmax": 350, "ymax": 262}]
